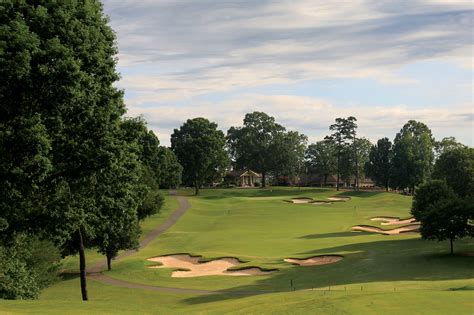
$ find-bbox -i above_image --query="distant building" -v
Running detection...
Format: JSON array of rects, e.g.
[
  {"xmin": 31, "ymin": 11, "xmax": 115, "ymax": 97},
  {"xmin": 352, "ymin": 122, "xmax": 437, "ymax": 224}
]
[
  {"xmin": 239, "ymin": 170, "xmax": 262, "ymax": 187},
  {"xmin": 225, "ymin": 170, "xmax": 262, "ymax": 187}
]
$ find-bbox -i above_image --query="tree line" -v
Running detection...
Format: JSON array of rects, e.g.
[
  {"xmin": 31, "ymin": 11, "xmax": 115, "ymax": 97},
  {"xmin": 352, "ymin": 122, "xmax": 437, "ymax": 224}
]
[
  {"xmin": 169, "ymin": 113, "xmax": 472, "ymax": 255},
  {"xmin": 0, "ymin": 1, "xmax": 182, "ymax": 301}
]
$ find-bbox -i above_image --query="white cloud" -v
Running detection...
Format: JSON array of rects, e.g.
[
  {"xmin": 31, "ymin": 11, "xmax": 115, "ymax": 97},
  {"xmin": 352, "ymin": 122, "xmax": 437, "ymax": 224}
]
[
  {"xmin": 104, "ymin": 0, "xmax": 472, "ymax": 98},
  {"xmin": 100, "ymin": 1, "xmax": 472, "ymax": 146},
  {"xmin": 125, "ymin": 94, "xmax": 473, "ymax": 147}
]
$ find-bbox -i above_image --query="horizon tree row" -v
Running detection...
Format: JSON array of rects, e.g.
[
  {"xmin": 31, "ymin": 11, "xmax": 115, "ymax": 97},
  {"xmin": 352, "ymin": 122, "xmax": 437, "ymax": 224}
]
[{"xmin": 170, "ymin": 112, "xmax": 308, "ymax": 194}]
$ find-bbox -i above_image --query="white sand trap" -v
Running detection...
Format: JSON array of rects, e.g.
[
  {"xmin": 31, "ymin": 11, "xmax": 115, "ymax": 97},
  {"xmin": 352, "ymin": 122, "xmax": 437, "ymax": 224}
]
[
  {"xmin": 290, "ymin": 197, "xmax": 313, "ymax": 204},
  {"xmin": 290, "ymin": 199, "xmax": 312, "ymax": 204},
  {"xmin": 371, "ymin": 216, "xmax": 417, "ymax": 225},
  {"xmin": 327, "ymin": 196, "xmax": 351, "ymax": 201},
  {"xmin": 285, "ymin": 255, "xmax": 343, "ymax": 266},
  {"xmin": 147, "ymin": 254, "xmax": 274, "ymax": 278},
  {"xmin": 352, "ymin": 224, "xmax": 421, "ymax": 235}
]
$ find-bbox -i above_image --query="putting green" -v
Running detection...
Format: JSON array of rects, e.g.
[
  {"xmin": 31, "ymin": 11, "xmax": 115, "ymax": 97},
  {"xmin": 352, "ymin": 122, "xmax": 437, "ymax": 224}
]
[{"xmin": 1, "ymin": 188, "xmax": 473, "ymax": 314}]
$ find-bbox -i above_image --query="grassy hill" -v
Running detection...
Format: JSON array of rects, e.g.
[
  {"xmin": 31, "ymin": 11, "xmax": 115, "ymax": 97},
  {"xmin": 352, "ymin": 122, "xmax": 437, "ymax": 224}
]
[{"xmin": 1, "ymin": 188, "xmax": 472, "ymax": 314}]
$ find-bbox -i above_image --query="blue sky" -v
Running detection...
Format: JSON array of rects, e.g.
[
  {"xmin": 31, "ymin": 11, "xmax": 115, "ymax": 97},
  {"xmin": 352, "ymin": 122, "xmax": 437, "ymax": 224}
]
[{"xmin": 102, "ymin": 0, "xmax": 473, "ymax": 146}]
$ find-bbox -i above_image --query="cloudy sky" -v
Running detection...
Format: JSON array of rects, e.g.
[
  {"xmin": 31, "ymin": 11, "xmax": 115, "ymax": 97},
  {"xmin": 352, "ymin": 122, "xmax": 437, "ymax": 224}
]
[{"xmin": 102, "ymin": 0, "xmax": 473, "ymax": 146}]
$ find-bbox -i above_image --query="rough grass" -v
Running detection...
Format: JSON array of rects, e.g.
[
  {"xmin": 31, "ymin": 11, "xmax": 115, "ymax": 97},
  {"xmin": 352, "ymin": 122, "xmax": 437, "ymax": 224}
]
[{"xmin": 1, "ymin": 187, "xmax": 473, "ymax": 314}]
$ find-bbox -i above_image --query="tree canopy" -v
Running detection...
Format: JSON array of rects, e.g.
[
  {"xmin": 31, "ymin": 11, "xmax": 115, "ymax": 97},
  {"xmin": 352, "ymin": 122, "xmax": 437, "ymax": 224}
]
[
  {"xmin": 326, "ymin": 116, "xmax": 357, "ymax": 190},
  {"xmin": 227, "ymin": 112, "xmax": 307, "ymax": 187},
  {"xmin": 305, "ymin": 140, "xmax": 336, "ymax": 186},
  {"xmin": 433, "ymin": 147, "xmax": 473, "ymax": 199},
  {"xmin": 171, "ymin": 118, "xmax": 228, "ymax": 195},
  {"xmin": 412, "ymin": 181, "xmax": 474, "ymax": 254},
  {"xmin": 391, "ymin": 120, "xmax": 434, "ymax": 193},
  {"xmin": 365, "ymin": 137, "xmax": 393, "ymax": 191},
  {"xmin": 0, "ymin": 0, "xmax": 147, "ymax": 300}
]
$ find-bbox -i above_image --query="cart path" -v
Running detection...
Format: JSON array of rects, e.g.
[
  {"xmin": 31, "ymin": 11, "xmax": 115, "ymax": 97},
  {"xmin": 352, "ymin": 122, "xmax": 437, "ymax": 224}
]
[{"xmin": 87, "ymin": 192, "xmax": 225, "ymax": 295}]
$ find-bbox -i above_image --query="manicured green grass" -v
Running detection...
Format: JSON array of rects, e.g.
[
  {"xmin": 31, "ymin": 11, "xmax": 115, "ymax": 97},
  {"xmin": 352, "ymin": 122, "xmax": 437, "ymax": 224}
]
[
  {"xmin": 60, "ymin": 193, "xmax": 177, "ymax": 272},
  {"xmin": 1, "ymin": 187, "xmax": 473, "ymax": 314}
]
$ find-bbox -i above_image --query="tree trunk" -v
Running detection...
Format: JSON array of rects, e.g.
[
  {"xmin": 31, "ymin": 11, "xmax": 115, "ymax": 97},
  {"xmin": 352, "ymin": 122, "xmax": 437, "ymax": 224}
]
[
  {"xmin": 354, "ymin": 135, "xmax": 359, "ymax": 192},
  {"xmin": 324, "ymin": 174, "xmax": 328, "ymax": 187},
  {"xmin": 261, "ymin": 172, "xmax": 266, "ymax": 188},
  {"xmin": 385, "ymin": 185, "xmax": 389, "ymax": 192},
  {"xmin": 194, "ymin": 181, "xmax": 199, "ymax": 195},
  {"xmin": 106, "ymin": 252, "xmax": 112, "ymax": 271},
  {"xmin": 78, "ymin": 229, "xmax": 88, "ymax": 301},
  {"xmin": 336, "ymin": 153, "xmax": 340, "ymax": 191},
  {"xmin": 450, "ymin": 238, "xmax": 454, "ymax": 255}
]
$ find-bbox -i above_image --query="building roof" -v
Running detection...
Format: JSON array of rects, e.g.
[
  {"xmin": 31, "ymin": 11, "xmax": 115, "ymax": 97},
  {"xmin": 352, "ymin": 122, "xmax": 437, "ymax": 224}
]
[{"xmin": 240, "ymin": 170, "xmax": 261, "ymax": 178}]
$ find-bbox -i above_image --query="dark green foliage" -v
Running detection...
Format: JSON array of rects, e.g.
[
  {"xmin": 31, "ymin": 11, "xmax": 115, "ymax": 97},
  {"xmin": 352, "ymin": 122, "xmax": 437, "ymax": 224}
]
[
  {"xmin": 120, "ymin": 117, "xmax": 164, "ymax": 220},
  {"xmin": 93, "ymin": 121, "xmax": 145, "ymax": 270},
  {"xmin": 138, "ymin": 188, "xmax": 165, "ymax": 221},
  {"xmin": 227, "ymin": 112, "xmax": 284, "ymax": 187},
  {"xmin": 305, "ymin": 140, "xmax": 336, "ymax": 186},
  {"xmin": 0, "ymin": 235, "xmax": 60, "ymax": 300},
  {"xmin": 0, "ymin": 0, "xmax": 140, "ymax": 300},
  {"xmin": 434, "ymin": 137, "xmax": 466, "ymax": 158},
  {"xmin": 326, "ymin": 116, "xmax": 358, "ymax": 190},
  {"xmin": 391, "ymin": 120, "xmax": 434, "ymax": 192},
  {"xmin": 270, "ymin": 130, "xmax": 308, "ymax": 182},
  {"xmin": 172, "ymin": 118, "xmax": 229, "ymax": 194},
  {"xmin": 227, "ymin": 112, "xmax": 307, "ymax": 187},
  {"xmin": 0, "ymin": 115, "xmax": 52, "ymax": 238},
  {"xmin": 352, "ymin": 137, "xmax": 372, "ymax": 187},
  {"xmin": 365, "ymin": 137, "xmax": 393, "ymax": 190},
  {"xmin": 158, "ymin": 147, "xmax": 183, "ymax": 189},
  {"xmin": 433, "ymin": 147, "xmax": 473, "ymax": 198},
  {"xmin": 411, "ymin": 181, "xmax": 474, "ymax": 254}
]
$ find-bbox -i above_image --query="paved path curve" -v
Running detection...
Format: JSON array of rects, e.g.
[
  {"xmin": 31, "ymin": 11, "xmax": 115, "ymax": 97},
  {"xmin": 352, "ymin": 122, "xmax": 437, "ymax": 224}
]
[{"xmin": 88, "ymin": 192, "xmax": 222, "ymax": 295}]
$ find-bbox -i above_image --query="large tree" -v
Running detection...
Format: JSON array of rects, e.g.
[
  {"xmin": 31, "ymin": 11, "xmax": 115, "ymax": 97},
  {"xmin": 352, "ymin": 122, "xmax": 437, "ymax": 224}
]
[
  {"xmin": 93, "ymin": 120, "xmax": 145, "ymax": 271},
  {"xmin": 157, "ymin": 147, "xmax": 183, "ymax": 189},
  {"xmin": 326, "ymin": 116, "xmax": 358, "ymax": 191},
  {"xmin": 227, "ymin": 112, "xmax": 285, "ymax": 187},
  {"xmin": 0, "ymin": 1, "xmax": 136, "ymax": 300},
  {"xmin": 391, "ymin": 120, "xmax": 434, "ymax": 194},
  {"xmin": 365, "ymin": 137, "xmax": 393, "ymax": 191},
  {"xmin": 412, "ymin": 181, "xmax": 474, "ymax": 254},
  {"xmin": 227, "ymin": 112, "xmax": 307, "ymax": 187},
  {"xmin": 305, "ymin": 140, "xmax": 336, "ymax": 186},
  {"xmin": 171, "ymin": 118, "xmax": 229, "ymax": 195},
  {"xmin": 120, "ymin": 117, "xmax": 164, "ymax": 220},
  {"xmin": 270, "ymin": 130, "xmax": 308, "ymax": 183},
  {"xmin": 352, "ymin": 137, "xmax": 372, "ymax": 190},
  {"xmin": 434, "ymin": 137, "xmax": 466, "ymax": 159},
  {"xmin": 433, "ymin": 147, "xmax": 473, "ymax": 199}
]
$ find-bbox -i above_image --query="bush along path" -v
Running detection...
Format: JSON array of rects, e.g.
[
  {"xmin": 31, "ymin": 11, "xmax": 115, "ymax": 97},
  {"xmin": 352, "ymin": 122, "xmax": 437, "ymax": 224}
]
[{"xmin": 87, "ymin": 192, "xmax": 221, "ymax": 295}]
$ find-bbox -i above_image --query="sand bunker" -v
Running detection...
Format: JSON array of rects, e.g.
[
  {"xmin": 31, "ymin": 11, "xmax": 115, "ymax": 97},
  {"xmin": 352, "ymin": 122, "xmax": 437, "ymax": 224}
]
[
  {"xmin": 352, "ymin": 224, "xmax": 421, "ymax": 235},
  {"xmin": 370, "ymin": 216, "xmax": 417, "ymax": 226},
  {"xmin": 289, "ymin": 197, "xmax": 314, "ymax": 204},
  {"xmin": 284, "ymin": 255, "xmax": 343, "ymax": 266},
  {"xmin": 327, "ymin": 196, "xmax": 351, "ymax": 201},
  {"xmin": 147, "ymin": 254, "xmax": 275, "ymax": 278},
  {"xmin": 287, "ymin": 197, "xmax": 332, "ymax": 205}
]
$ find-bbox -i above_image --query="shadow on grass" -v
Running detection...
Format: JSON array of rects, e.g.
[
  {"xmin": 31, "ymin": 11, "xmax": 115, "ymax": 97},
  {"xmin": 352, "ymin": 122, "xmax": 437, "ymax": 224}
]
[
  {"xmin": 180, "ymin": 237, "xmax": 474, "ymax": 305},
  {"xmin": 59, "ymin": 273, "xmax": 80, "ymax": 281},
  {"xmin": 298, "ymin": 231, "xmax": 371, "ymax": 239},
  {"xmin": 336, "ymin": 191, "xmax": 386, "ymax": 198},
  {"xmin": 199, "ymin": 188, "xmax": 333, "ymax": 200}
]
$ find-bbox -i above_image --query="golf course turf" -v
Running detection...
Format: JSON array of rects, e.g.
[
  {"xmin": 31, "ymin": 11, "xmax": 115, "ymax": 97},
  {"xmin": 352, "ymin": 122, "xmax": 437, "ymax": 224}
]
[{"xmin": 1, "ymin": 187, "xmax": 472, "ymax": 314}]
